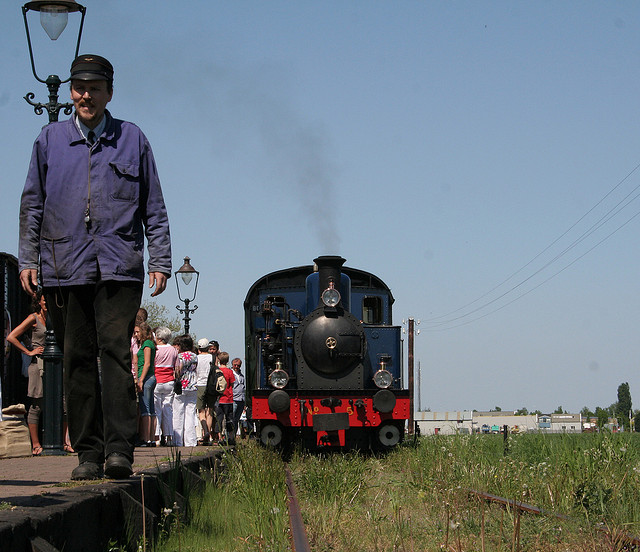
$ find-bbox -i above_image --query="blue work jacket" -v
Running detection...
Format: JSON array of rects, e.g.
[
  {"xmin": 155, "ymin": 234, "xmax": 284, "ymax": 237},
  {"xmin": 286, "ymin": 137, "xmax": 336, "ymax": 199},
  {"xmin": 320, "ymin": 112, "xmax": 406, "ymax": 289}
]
[{"xmin": 19, "ymin": 111, "xmax": 172, "ymax": 287}]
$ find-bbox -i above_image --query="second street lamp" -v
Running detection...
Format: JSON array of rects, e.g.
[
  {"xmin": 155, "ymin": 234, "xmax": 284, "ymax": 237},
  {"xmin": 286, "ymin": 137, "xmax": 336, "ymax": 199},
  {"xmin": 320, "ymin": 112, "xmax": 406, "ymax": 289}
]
[
  {"xmin": 175, "ymin": 256, "xmax": 199, "ymax": 335},
  {"xmin": 22, "ymin": 0, "xmax": 86, "ymax": 123}
]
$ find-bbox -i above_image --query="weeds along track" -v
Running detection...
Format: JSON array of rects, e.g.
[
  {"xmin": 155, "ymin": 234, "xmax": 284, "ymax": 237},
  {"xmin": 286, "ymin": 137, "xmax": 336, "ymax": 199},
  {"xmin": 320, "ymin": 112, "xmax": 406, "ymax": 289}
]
[
  {"xmin": 278, "ymin": 433, "xmax": 640, "ymax": 552},
  {"xmin": 285, "ymin": 456, "xmax": 640, "ymax": 552},
  {"xmin": 151, "ymin": 435, "xmax": 640, "ymax": 551},
  {"xmin": 465, "ymin": 487, "xmax": 640, "ymax": 550}
]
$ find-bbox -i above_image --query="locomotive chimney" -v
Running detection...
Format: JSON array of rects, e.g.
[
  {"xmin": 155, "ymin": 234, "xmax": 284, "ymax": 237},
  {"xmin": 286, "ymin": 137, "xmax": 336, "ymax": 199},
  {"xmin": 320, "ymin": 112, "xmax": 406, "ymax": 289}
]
[{"xmin": 314, "ymin": 255, "xmax": 346, "ymax": 300}]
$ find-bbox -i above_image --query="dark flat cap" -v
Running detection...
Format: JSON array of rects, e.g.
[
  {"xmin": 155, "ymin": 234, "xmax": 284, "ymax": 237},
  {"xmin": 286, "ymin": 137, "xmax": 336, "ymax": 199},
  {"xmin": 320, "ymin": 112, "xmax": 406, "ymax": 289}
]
[{"xmin": 70, "ymin": 54, "xmax": 113, "ymax": 81}]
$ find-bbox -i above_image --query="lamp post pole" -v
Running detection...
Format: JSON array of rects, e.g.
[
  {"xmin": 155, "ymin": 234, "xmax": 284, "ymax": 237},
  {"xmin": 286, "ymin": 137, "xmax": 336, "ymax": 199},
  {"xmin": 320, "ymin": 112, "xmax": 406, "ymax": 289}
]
[
  {"xmin": 175, "ymin": 257, "xmax": 199, "ymax": 335},
  {"xmin": 41, "ymin": 319, "xmax": 63, "ymax": 452},
  {"xmin": 21, "ymin": 0, "xmax": 86, "ymax": 454},
  {"xmin": 177, "ymin": 298, "xmax": 196, "ymax": 336}
]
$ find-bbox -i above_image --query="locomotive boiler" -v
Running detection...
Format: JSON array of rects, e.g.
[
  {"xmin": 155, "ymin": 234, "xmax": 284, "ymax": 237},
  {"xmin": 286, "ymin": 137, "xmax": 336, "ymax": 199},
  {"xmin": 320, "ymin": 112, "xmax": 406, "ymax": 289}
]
[{"xmin": 244, "ymin": 255, "xmax": 409, "ymax": 449}]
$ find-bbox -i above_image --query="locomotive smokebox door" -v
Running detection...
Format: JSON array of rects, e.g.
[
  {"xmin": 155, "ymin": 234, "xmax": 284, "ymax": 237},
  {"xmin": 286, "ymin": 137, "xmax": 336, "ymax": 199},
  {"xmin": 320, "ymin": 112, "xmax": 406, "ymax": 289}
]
[{"xmin": 294, "ymin": 308, "xmax": 365, "ymax": 389}]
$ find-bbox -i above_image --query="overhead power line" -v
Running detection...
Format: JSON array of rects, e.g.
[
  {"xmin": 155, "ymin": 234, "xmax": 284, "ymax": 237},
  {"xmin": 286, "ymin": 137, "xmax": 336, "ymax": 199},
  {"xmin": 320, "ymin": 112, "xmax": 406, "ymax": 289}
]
[{"xmin": 422, "ymin": 161, "xmax": 640, "ymax": 331}]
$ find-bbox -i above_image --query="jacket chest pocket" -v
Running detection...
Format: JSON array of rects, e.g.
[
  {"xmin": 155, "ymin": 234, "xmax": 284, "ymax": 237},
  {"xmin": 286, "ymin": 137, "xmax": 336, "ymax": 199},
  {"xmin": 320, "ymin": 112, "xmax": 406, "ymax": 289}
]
[{"xmin": 109, "ymin": 162, "xmax": 140, "ymax": 202}]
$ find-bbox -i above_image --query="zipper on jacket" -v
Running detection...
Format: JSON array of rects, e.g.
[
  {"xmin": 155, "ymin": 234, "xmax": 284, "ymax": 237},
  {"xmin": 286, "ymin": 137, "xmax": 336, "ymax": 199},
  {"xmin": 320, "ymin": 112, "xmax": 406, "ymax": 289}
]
[{"xmin": 85, "ymin": 144, "xmax": 92, "ymax": 228}]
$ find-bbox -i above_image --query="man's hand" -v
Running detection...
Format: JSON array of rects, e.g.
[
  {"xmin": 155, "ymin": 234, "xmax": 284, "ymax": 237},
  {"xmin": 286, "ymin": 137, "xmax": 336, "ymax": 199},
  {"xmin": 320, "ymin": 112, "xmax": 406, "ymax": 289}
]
[
  {"xmin": 19, "ymin": 269, "xmax": 38, "ymax": 297},
  {"xmin": 149, "ymin": 272, "xmax": 168, "ymax": 297}
]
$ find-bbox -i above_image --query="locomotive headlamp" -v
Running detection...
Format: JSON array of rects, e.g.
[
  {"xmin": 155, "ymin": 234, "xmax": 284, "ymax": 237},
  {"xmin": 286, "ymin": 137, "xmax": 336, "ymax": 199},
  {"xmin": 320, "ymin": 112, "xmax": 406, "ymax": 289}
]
[
  {"xmin": 321, "ymin": 287, "xmax": 341, "ymax": 307},
  {"xmin": 269, "ymin": 368, "xmax": 289, "ymax": 389},
  {"xmin": 373, "ymin": 369, "xmax": 393, "ymax": 389}
]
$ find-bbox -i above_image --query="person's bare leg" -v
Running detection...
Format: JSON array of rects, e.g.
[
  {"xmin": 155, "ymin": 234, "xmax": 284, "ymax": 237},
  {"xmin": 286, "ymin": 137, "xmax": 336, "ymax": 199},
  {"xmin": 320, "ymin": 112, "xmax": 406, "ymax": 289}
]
[{"xmin": 29, "ymin": 423, "xmax": 42, "ymax": 455}]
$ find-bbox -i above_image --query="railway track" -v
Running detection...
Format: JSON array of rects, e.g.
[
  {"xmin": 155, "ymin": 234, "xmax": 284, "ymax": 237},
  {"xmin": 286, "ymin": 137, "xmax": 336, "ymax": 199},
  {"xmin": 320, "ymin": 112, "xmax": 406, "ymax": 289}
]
[
  {"xmin": 466, "ymin": 487, "xmax": 640, "ymax": 549},
  {"xmin": 285, "ymin": 464, "xmax": 312, "ymax": 552},
  {"xmin": 283, "ymin": 466, "xmax": 640, "ymax": 552}
]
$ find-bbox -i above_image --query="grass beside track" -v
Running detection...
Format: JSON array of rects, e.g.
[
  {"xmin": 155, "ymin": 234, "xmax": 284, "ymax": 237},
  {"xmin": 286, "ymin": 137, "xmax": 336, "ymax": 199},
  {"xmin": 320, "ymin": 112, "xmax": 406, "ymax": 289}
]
[
  {"xmin": 290, "ymin": 432, "xmax": 640, "ymax": 551},
  {"xmin": 153, "ymin": 432, "xmax": 640, "ymax": 551},
  {"xmin": 155, "ymin": 443, "xmax": 289, "ymax": 552}
]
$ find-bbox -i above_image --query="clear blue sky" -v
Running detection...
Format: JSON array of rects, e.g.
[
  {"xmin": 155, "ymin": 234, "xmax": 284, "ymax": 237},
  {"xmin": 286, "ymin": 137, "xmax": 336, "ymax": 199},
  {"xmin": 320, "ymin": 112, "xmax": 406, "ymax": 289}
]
[{"xmin": 2, "ymin": 1, "xmax": 640, "ymax": 414}]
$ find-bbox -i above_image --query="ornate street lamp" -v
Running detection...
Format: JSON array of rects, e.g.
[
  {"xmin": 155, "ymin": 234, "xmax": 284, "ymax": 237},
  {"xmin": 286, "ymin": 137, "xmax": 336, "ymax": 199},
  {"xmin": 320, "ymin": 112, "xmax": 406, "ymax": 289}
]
[
  {"xmin": 22, "ymin": 1, "xmax": 86, "ymax": 123},
  {"xmin": 21, "ymin": 0, "xmax": 86, "ymax": 454},
  {"xmin": 175, "ymin": 257, "xmax": 199, "ymax": 335}
]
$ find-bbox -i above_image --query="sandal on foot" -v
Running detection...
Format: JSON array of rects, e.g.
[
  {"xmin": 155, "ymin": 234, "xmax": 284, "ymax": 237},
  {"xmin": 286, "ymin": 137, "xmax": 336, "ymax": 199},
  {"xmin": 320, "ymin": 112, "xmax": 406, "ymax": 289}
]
[
  {"xmin": 63, "ymin": 444, "xmax": 75, "ymax": 453},
  {"xmin": 32, "ymin": 446, "xmax": 43, "ymax": 456}
]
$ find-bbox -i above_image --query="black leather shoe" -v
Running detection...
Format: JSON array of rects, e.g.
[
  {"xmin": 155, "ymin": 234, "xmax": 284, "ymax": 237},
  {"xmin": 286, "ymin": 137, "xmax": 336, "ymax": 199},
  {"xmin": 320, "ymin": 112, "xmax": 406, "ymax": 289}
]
[
  {"xmin": 71, "ymin": 461, "xmax": 103, "ymax": 481},
  {"xmin": 105, "ymin": 452, "xmax": 133, "ymax": 479}
]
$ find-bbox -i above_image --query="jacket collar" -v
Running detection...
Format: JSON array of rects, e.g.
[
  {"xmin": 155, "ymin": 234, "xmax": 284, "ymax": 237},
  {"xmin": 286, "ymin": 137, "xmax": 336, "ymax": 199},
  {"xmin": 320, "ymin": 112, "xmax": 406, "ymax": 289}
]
[{"xmin": 66, "ymin": 110, "xmax": 115, "ymax": 145}]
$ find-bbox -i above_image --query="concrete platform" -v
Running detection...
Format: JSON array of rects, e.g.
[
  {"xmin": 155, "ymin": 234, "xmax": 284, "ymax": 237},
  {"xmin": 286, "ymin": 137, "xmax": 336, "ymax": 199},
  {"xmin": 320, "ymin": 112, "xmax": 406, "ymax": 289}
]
[{"xmin": 0, "ymin": 446, "xmax": 222, "ymax": 551}]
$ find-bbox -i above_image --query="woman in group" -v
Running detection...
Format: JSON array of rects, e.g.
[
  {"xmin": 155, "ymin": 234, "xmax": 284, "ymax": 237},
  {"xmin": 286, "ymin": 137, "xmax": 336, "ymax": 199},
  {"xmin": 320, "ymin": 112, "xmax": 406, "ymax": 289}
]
[
  {"xmin": 7, "ymin": 290, "xmax": 47, "ymax": 455},
  {"xmin": 134, "ymin": 322, "xmax": 156, "ymax": 446},
  {"xmin": 172, "ymin": 334, "xmax": 198, "ymax": 447},
  {"xmin": 153, "ymin": 327, "xmax": 178, "ymax": 446}
]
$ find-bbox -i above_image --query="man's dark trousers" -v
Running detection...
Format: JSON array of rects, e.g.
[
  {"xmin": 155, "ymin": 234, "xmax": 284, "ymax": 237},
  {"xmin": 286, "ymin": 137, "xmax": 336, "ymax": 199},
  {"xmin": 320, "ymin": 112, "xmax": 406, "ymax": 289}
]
[{"xmin": 45, "ymin": 281, "xmax": 142, "ymax": 465}]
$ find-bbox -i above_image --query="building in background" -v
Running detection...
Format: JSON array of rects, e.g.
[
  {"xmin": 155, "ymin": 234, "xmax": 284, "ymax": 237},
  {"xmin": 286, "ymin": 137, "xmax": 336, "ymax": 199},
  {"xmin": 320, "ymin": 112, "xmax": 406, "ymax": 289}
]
[
  {"xmin": 549, "ymin": 413, "xmax": 582, "ymax": 433},
  {"xmin": 415, "ymin": 410, "xmax": 585, "ymax": 435},
  {"xmin": 414, "ymin": 411, "xmax": 473, "ymax": 435}
]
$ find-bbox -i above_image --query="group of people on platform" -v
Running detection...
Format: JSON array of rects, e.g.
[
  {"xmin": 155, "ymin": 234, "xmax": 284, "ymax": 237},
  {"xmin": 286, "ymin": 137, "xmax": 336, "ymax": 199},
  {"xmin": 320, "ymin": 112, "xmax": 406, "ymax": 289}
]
[
  {"xmin": 131, "ymin": 308, "xmax": 247, "ymax": 449},
  {"xmin": 7, "ymin": 301, "xmax": 248, "ymax": 457}
]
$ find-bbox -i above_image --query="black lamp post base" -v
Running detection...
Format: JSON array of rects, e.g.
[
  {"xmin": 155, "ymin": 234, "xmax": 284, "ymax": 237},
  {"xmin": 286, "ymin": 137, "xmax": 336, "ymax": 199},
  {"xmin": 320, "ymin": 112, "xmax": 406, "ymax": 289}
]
[{"xmin": 41, "ymin": 447, "xmax": 69, "ymax": 456}]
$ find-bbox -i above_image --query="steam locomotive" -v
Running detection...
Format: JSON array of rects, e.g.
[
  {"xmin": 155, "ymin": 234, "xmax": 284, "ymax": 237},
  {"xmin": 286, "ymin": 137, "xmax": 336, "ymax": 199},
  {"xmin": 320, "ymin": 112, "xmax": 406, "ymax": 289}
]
[{"xmin": 244, "ymin": 255, "xmax": 409, "ymax": 450}]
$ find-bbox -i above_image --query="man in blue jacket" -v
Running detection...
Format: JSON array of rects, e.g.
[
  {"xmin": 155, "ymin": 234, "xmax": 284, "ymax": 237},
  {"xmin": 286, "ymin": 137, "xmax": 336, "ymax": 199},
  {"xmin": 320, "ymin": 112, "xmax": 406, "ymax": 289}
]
[{"xmin": 19, "ymin": 54, "xmax": 172, "ymax": 480}]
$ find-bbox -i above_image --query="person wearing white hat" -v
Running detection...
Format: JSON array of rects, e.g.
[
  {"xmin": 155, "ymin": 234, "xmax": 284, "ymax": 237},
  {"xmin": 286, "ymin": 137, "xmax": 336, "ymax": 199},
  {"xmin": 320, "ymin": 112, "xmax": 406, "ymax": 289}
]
[{"xmin": 195, "ymin": 338, "xmax": 214, "ymax": 444}]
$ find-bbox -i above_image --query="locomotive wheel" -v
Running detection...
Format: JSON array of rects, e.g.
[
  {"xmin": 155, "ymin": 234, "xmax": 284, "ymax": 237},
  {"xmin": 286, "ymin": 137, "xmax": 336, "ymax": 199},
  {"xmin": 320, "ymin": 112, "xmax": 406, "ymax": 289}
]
[
  {"xmin": 377, "ymin": 423, "xmax": 401, "ymax": 447},
  {"xmin": 260, "ymin": 423, "xmax": 283, "ymax": 447}
]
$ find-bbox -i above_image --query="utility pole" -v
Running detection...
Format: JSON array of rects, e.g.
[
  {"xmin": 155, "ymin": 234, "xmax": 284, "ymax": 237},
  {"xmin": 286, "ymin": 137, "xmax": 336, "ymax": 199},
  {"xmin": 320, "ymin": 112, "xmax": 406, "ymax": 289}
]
[
  {"xmin": 417, "ymin": 360, "xmax": 421, "ymax": 412},
  {"xmin": 408, "ymin": 317, "xmax": 414, "ymax": 434}
]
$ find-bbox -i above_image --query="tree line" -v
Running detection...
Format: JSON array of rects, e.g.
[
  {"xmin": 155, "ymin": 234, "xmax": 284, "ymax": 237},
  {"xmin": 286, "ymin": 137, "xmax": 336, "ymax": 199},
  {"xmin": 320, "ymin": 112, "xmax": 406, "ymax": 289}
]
[{"xmin": 580, "ymin": 381, "xmax": 636, "ymax": 432}]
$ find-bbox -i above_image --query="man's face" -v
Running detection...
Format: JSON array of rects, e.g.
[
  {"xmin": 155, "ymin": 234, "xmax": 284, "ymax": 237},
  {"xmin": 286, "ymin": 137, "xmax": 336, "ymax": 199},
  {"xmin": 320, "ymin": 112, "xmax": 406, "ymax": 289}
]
[
  {"xmin": 232, "ymin": 361, "xmax": 242, "ymax": 372},
  {"xmin": 70, "ymin": 79, "xmax": 112, "ymax": 128}
]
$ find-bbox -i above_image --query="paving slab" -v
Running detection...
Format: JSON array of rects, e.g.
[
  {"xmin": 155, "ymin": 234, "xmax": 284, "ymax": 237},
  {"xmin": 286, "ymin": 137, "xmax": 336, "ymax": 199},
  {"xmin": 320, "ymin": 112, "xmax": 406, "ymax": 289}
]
[
  {"xmin": 0, "ymin": 445, "xmax": 221, "ymax": 552},
  {"xmin": 0, "ymin": 446, "xmax": 209, "ymax": 506}
]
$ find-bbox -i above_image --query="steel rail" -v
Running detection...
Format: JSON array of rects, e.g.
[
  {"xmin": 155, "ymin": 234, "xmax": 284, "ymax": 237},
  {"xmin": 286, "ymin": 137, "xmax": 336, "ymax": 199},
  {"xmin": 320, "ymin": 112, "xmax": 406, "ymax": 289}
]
[
  {"xmin": 466, "ymin": 487, "xmax": 640, "ymax": 547},
  {"xmin": 468, "ymin": 489, "xmax": 570, "ymax": 519},
  {"xmin": 285, "ymin": 465, "xmax": 312, "ymax": 552}
]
